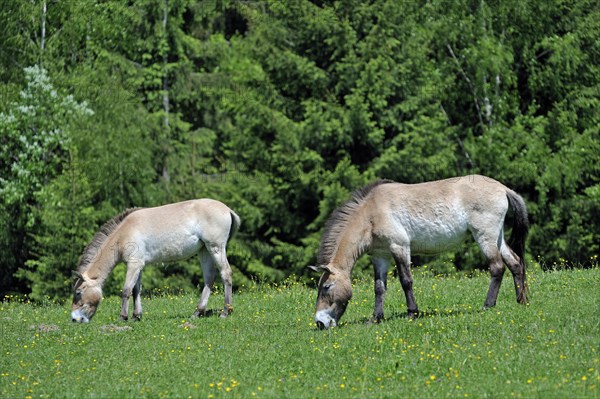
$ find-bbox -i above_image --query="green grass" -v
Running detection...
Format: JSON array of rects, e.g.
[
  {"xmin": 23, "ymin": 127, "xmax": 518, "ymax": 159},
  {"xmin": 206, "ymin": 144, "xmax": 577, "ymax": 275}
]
[{"xmin": 1, "ymin": 266, "xmax": 599, "ymax": 398}]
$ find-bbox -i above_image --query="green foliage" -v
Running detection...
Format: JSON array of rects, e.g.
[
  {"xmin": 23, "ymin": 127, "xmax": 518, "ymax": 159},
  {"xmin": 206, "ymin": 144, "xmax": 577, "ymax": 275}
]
[
  {"xmin": 1, "ymin": 0, "xmax": 598, "ymax": 299},
  {"xmin": 19, "ymin": 159, "xmax": 97, "ymax": 300},
  {"xmin": 0, "ymin": 66, "xmax": 94, "ymax": 296},
  {"xmin": 0, "ymin": 66, "xmax": 93, "ymax": 208}
]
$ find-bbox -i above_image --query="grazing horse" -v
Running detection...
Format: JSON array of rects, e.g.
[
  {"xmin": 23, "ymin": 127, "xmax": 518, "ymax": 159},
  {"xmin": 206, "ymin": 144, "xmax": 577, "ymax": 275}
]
[
  {"xmin": 71, "ymin": 199, "xmax": 240, "ymax": 323},
  {"xmin": 309, "ymin": 175, "xmax": 529, "ymax": 330}
]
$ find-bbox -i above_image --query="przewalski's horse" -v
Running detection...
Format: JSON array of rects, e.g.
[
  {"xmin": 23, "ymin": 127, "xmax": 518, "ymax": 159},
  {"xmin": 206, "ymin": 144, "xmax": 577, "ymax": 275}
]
[
  {"xmin": 71, "ymin": 199, "xmax": 240, "ymax": 323},
  {"xmin": 309, "ymin": 175, "xmax": 529, "ymax": 330}
]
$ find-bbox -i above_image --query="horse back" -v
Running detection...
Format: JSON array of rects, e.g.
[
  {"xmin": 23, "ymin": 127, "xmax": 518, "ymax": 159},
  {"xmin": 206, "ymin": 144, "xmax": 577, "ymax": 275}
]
[
  {"xmin": 114, "ymin": 199, "xmax": 236, "ymax": 263},
  {"xmin": 369, "ymin": 175, "xmax": 509, "ymax": 254}
]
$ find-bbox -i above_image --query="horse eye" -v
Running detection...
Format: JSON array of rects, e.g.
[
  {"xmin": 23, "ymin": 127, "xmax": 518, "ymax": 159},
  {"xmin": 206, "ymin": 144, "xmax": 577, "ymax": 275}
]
[{"xmin": 323, "ymin": 282, "xmax": 334, "ymax": 290}]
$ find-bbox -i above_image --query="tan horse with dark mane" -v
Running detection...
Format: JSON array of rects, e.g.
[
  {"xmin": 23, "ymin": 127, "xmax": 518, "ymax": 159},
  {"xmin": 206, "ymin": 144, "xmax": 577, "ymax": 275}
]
[
  {"xmin": 309, "ymin": 175, "xmax": 529, "ymax": 329},
  {"xmin": 71, "ymin": 199, "xmax": 240, "ymax": 323}
]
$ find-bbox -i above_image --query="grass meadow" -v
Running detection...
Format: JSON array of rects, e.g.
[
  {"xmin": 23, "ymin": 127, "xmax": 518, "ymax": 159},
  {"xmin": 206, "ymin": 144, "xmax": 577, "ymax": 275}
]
[{"xmin": 1, "ymin": 266, "xmax": 598, "ymax": 398}]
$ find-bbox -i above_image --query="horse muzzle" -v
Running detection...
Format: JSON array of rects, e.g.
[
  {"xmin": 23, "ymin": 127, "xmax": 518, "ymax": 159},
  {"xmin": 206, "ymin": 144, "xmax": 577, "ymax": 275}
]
[
  {"xmin": 315, "ymin": 310, "xmax": 337, "ymax": 330},
  {"xmin": 71, "ymin": 309, "xmax": 90, "ymax": 323}
]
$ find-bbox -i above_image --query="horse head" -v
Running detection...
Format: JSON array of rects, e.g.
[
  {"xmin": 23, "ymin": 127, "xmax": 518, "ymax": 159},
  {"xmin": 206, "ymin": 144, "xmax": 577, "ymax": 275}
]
[
  {"xmin": 71, "ymin": 271, "xmax": 103, "ymax": 323},
  {"xmin": 308, "ymin": 265, "xmax": 353, "ymax": 330}
]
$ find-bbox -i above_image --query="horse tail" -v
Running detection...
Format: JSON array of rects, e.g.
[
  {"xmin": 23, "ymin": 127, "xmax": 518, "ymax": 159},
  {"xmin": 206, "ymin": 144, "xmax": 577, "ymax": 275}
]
[
  {"xmin": 228, "ymin": 210, "xmax": 241, "ymax": 242},
  {"xmin": 506, "ymin": 189, "xmax": 529, "ymax": 301},
  {"xmin": 506, "ymin": 189, "xmax": 529, "ymax": 262}
]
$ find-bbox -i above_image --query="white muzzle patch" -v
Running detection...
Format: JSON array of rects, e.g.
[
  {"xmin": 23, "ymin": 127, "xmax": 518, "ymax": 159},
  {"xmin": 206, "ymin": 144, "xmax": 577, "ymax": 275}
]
[
  {"xmin": 315, "ymin": 309, "xmax": 336, "ymax": 330},
  {"xmin": 71, "ymin": 309, "xmax": 90, "ymax": 323}
]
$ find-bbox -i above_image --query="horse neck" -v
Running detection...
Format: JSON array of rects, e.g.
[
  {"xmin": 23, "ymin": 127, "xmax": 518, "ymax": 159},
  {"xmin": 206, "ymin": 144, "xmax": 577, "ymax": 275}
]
[
  {"xmin": 82, "ymin": 235, "xmax": 120, "ymax": 286},
  {"xmin": 329, "ymin": 217, "xmax": 372, "ymax": 274}
]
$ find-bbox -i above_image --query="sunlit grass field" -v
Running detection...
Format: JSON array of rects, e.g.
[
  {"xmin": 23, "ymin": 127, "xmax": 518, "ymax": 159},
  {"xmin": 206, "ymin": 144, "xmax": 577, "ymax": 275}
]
[{"xmin": 1, "ymin": 266, "xmax": 598, "ymax": 398}]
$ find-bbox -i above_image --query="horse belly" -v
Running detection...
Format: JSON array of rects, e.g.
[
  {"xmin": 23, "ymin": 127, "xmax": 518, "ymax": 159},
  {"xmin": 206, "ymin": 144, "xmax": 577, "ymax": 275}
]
[
  {"xmin": 404, "ymin": 213, "xmax": 469, "ymax": 255},
  {"xmin": 410, "ymin": 227, "xmax": 469, "ymax": 255},
  {"xmin": 141, "ymin": 233, "xmax": 202, "ymax": 264}
]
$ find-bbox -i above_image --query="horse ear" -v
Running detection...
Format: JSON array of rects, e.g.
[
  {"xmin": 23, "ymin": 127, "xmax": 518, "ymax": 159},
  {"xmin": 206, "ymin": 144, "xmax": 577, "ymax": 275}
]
[
  {"xmin": 322, "ymin": 265, "xmax": 335, "ymax": 274},
  {"xmin": 307, "ymin": 265, "xmax": 335, "ymax": 274}
]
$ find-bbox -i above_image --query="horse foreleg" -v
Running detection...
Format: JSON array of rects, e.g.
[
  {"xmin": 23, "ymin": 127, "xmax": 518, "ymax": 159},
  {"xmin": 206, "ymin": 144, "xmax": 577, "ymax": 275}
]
[
  {"xmin": 120, "ymin": 263, "xmax": 143, "ymax": 321},
  {"xmin": 391, "ymin": 244, "xmax": 419, "ymax": 318},
  {"xmin": 120, "ymin": 291, "xmax": 130, "ymax": 321},
  {"xmin": 132, "ymin": 271, "xmax": 143, "ymax": 321},
  {"xmin": 194, "ymin": 248, "xmax": 217, "ymax": 317},
  {"xmin": 371, "ymin": 257, "xmax": 389, "ymax": 322}
]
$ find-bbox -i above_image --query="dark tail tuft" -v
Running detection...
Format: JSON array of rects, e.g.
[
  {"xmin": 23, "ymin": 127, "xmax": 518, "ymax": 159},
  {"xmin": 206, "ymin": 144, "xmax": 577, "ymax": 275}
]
[
  {"xmin": 506, "ymin": 189, "xmax": 529, "ymax": 302},
  {"xmin": 506, "ymin": 190, "xmax": 529, "ymax": 262},
  {"xmin": 228, "ymin": 210, "xmax": 241, "ymax": 242}
]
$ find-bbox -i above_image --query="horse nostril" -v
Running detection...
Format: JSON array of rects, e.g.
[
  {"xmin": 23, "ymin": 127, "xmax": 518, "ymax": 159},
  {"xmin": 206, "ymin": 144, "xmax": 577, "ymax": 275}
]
[
  {"xmin": 72, "ymin": 318, "xmax": 77, "ymax": 323},
  {"xmin": 316, "ymin": 321, "xmax": 326, "ymax": 330}
]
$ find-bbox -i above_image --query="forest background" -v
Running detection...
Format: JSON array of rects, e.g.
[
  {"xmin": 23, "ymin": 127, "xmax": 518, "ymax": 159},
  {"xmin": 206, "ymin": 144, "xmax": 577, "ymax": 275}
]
[{"xmin": 1, "ymin": 0, "xmax": 598, "ymax": 301}]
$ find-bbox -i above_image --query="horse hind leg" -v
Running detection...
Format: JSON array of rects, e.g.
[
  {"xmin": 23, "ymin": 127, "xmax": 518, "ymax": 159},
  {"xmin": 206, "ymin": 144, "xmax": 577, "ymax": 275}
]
[
  {"xmin": 483, "ymin": 250, "xmax": 505, "ymax": 309},
  {"xmin": 194, "ymin": 247, "xmax": 217, "ymax": 317},
  {"xmin": 500, "ymin": 240, "xmax": 528, "ymax": 304},
  {"xmin": 471, "ymin": 225, "xmax": 507, "ymax": 309},
  {"xmin": 205, "ymin": 243, "xmax": 233, "ymax": 318}
]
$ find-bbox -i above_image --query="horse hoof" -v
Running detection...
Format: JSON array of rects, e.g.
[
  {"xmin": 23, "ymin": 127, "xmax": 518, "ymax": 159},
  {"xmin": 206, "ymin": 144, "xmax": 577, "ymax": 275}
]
[
  {"xmin": 193, "ymin": 309, "xmax": 206, "ymax": 318},
  {"xmin": 133, "ymin": 314, "xmax": 142, "ymax": 321},
  {"xmin": 219, "ymin": 305, "xmax": 233, "ymax": 318},
  {"xmin": 367, "ymin": 316, "xmax": 384, "ymax": 325},
  {"xmin": 119, "ymin": 315, "xmax": 129, "ymax": 322}
]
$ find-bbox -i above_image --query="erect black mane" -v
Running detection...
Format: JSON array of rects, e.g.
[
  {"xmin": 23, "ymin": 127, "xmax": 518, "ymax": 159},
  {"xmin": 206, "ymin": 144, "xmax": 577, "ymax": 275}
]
[
  {"xmin": 77, "ymin": 208, "xmax": 141, "ymax": 272},
  {"xmin": 318, "ymin": 179, "xmax": 394, "ymax": 266}
]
